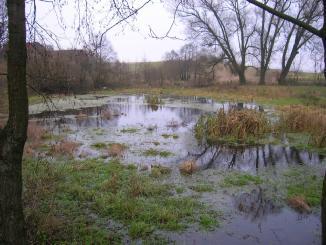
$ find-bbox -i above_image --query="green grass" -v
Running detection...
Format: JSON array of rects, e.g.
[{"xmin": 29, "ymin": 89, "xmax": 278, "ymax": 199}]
[
  {"xmin": 161, "ymin": 134, "xmax": 179, "ymax": 139},
  {"xmin": 199, "ymin": 213, "xmax": 219, "ymax": 230},
  {"xmin": 190, "ymin": 184, "xmax": 215, "ymax": 192},
  {"xmin": 150, "ymin": 165, "xmax": 172, "ymax": 178},
  {"xmin": 143, "ymin": 148, "xmax": 173, "ymax": 158},
  {"xmin": 91, "ymin": 142, "xmax": 107, "ymax": 149},
  {"xmin": 283, "ymin": 167, "xmax": 323, "ymax": 207},
  {"xmin": 120, "ymin": 128, "xmax": 139, "ymax": 133},
  {"xmin": 221, "ymin": 172, "xmax": 262, "ymax": 187},
  {"xmin": 23, "ymin": 158, "xmax": 219, "ymax": 243}
]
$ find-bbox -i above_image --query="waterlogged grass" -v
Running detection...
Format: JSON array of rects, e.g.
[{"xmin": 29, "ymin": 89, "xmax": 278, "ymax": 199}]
[
  {"xmin": 91, "ymin": 142, "xmax": 107, "ymax": 149},
  {"xmin": 190, "ymin": 184, "xmax": 215, "ymax": 193},
  {"xmin": 162, "ymin": 134, "xmax": 179, "ymax": 139},
  {"xmin": 23, "ymin": 158, "xmax": 220, "ymax": 243},
  {"xmin": 120, "ymin": 128, "xmax": 139, "ymax": 134},
  {"xmin": 143, "ymin": 148, "xmax": 173, "ymax": 158},
  {"xmin": 199, "ymin": 213, "xmax": 220, "ymax": 230},
  {"xmin": 195, "ymin": 109, "xmax": 271, "ymax": 147},
  {"xmin": 221, "ymin": 172, "xmax": 262, "ymax": 187},
  {"xmin": 283, "ymin": 167, "xmax": 323, "ymax": 207},
  {"xmin": 150, "ymin": 165, "xmax": 172, "ymax": 178}
]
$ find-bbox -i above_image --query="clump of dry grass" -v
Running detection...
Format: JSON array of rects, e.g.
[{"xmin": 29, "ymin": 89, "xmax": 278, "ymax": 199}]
[
  {"xmin": 101, "ymin": 109, "xmax": 112, "ymax": 120},
  {"xmin": 27, "ymin": 122, "xmax": 48, "ymax": 142},
  {"xmin": 150, "ymin": 165, "xmax": 172, "ymax": 178},
  {"xmin": 287, "ymin": 196, "xmax": 311, "ymax": 213},
  {"xmin": 108, "ymin": 143, "xmax": 126, "ymax": 157},
  {"xmin": 278, "ymin": 105, "xmax": 326, "ymax": 147},
  {"xmin": 195, "ymin": 108, "xmax": 270, "ymax": 145},
  {"xmin": 50, "ymin": 140, "xmax": 79, "ymax": 157},
  {"xmin": 179, "ymin": 160, "xmax": 198, "ymax": 175}
]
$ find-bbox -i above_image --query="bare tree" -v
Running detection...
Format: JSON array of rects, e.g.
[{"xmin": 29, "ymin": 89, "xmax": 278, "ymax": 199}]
[
  {"xmin": 253, "ymin": 0, "xmax": 289, "ymax": 84},
  {"xmin": 178, "ymin": 0, "xmax": 256, "ymax": 84},
  {"xmin": 278, "ymin": 0, "xmax": 322, "ymax": 84}
]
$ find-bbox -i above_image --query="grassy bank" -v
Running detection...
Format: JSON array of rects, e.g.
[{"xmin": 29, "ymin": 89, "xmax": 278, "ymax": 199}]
[
  {"xmin": 23, "ymin": 158, "xmax": 221, "ymax": 243},
  {"xmin": 99, "ymin": 85, "xmax": 326, "ymax": 107}
]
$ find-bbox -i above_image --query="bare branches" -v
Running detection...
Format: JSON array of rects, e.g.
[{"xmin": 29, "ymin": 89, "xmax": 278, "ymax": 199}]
[{"xmin": 247, "ymin": 0, "xmax": 323, "ymax": 37}]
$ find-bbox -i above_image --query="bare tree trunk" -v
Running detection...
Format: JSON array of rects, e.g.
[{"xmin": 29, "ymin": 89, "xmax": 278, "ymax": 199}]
[
  {"xmin": 0, "ymin": 0, "xmax": 28, "ymax": 244},
  {"xmin": 239, "ymin": 70, "xmax": 246, "ymax": 85},
  {"xmin": 259, "ymin": 68, "xmax": 266, "ymax": 85},
  {"xmin": 322, "ymin": 171, "xmax": 326, "ymax": 245}
]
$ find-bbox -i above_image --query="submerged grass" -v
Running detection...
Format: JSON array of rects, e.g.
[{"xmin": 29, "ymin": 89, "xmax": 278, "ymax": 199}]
[
  {"xmin": 221, "ymin": 172, "xmax": 262, "ymax": 187},
  {"xmin": 195, "ymin": 108, "xmax": 271, "ymax": 146},
  {"xmin": 23, "ymin": 159, "xmax": 219, "ymax": 243},
  {"xmin": 283, "ymin": 167, "xmax": 323, "ymax": 207},
  {"xmin": 143, "ymin": 148, "xmax": 173, "ymax": 158}
]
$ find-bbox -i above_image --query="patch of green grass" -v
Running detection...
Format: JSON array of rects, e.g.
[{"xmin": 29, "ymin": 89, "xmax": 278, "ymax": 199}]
[
  {"xmin": 150, "ymin": 165, "xmax": 172, "ymax": 178},
  {"xmin": 23, "ymin": 158, "xmax": 220, "ymax": 242},
  {"xmin": 129, "ymin": 221, "xmax": 153, "ymax": 239},
  {"xmin": 283, "ymin": 167, "xmax": 323, "ymax": 207},
  {"xmin": 199, "ymin": 213, "xmax": 219, "ymax": 230},
  {"xmin": 91, "ymin": 142, "xmax": 107, "ymax": 149},
  {"xmin": 175, "ymin": 187, "xmax": 185, "ymax": 194},
  {"xmin": 143, "ymin": 148, "xmax": 173, "ymax": 158},
  {"xmin": 221, "ymin": 172, "xmax": 262, "ymax": 187},
  {"xmin": 120, "ymin": 128, "xmax": 139, "ymax": 134},
  {"xmin": 190, "ymin": 184, "xmax": 214, "ymax": 192},
  {"xmin": 161, "ymin": 134, "xmax": 179, "ymax": 139}
]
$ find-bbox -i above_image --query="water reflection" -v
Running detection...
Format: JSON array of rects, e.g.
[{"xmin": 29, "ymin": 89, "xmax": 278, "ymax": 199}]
[
  {"xmin": 30, "ymin": 95, "xmax": 325, "ymax": 169},
  {"xmin": 194, "ymin": 144, "xmax": 325, "ymax": 172},
  {"xmin": 235, "ymin": 188, "xmax": 281, "ymax": 222}
]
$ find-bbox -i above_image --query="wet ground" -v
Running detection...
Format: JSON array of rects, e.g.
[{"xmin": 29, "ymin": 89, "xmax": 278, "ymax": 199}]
[{"xmin": 30, "ymin": 94, "xmax": 324, "ymax": 244}]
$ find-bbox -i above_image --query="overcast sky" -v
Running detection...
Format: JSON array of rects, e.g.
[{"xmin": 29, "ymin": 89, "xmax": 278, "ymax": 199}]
[
  {"xmin": 34, "ymin": 0, "xmax": 186, "ymax": 62},
  {"xmin": 33, "ymin": 0, "xmax": 320, "ymax": 72}
]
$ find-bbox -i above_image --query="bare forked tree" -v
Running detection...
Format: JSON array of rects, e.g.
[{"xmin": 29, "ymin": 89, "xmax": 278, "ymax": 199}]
[
  {"xmin": 253, "ymin": 0, "xmax": 290, "ymax": 85},
  {"xmin": 177, "ymin": 0, "xmax": 256, "ymax": 85}
]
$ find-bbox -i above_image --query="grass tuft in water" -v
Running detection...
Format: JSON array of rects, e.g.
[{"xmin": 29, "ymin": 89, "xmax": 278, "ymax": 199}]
[
  {"xmin": 195, "ymin": 108, "xmax": 271, "ymax": 146},
  {"xmin": 221, "ymin": 172, "xmax": 262, "ymax": 187},
  {"xmin": 143, "ymin": 148, "xmax": 173, "ymax": 158}
]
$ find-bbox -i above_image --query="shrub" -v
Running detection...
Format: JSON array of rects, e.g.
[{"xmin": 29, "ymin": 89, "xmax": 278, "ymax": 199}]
[
  {"xmin": 50, "ymin": 140, "xmax": 79, "ymax": 157},
  {"xmin": 278, "ymin": 105, "xmax": 326, "ymax": 147},
  {"xmin": 195, "ymin": 108, "xmax": 270, "ymax": 145},
  {"xmin": 179, "ymin": 160, "xmax": 198, "ymax": 175}
]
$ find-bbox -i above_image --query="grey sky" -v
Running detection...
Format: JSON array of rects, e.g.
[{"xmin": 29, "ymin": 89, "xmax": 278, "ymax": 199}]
[{"xmin": 33, "ymin": 0, "xmax": 320, "ymax": 72}]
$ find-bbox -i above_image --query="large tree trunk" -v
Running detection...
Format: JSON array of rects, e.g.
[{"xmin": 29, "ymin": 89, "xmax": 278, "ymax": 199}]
[
  {"xmin": 239, "ymin": 70, "xmax": 246, "ymax": 85},
  {"xmin": 259, "ymin": 68, "xmax": 266, "ymax": 85},
  {"xmin": 0, "ymin": 0, "xmax": 28, "ymax": 244},
  {"xmin": 323, "ymin": 171, "xmax": 326, "ymax": 245}
]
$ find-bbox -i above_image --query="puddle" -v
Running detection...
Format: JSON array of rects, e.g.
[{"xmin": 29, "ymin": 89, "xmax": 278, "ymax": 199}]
[{"xmin": 30, "ymin": 94, "xmax": 324, "ymax": 244}]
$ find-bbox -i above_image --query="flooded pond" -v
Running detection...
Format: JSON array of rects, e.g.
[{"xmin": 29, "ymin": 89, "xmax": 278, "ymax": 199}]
[{"xmin": 30, "ymin": 94, "xmax": 324, "ymax": 244}]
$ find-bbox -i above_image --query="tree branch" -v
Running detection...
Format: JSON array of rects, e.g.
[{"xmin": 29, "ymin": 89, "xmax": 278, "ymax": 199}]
[{"xmin": 246, "ymin": 0, "xmax": 323, "ymax": 37}]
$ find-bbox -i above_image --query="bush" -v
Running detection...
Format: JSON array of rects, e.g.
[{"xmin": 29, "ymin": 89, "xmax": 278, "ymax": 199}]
[{"xmin": 195, "ymin": 108, "xmax": 270, "ymax": 145}]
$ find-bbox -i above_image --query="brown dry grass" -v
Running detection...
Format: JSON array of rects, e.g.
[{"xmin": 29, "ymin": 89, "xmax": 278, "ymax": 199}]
[
  {"xmin": 27, "ymin": 121, "xmax": 48, "ymax": 142},
  {"xmin": 195, "ymin": 108, "xmax": 270, "ymax": 144},
  {"xmin": 179, "ymin": 160, "xmax": 198, "ymax": 175},
  {"xmin": 108, "ymin": 143, "xmax": 126, "ymax": 157},
  {"xmin": 287, "ymin": 196, "xmax": 311, "ymax": 213},
  {"xmin": 50, "ymin": 140, "xmax": 79, "ymax": 157},
  {"xmin": 101, "ymin": 109, "xmax": 112, "ymax": 120},
  {"xmin": 278, "ymin": 105, "xmax": 326, "ymax": 147}
]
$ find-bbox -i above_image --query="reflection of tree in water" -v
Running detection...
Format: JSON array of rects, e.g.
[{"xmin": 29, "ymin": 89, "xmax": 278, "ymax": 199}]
[
  {"xmin": 235, "ymin": 187, "xmax": 281, "ymax": 222},
  {"xmin": 193, "ymin": 144, "xmax": 325, "ymax": 172}
]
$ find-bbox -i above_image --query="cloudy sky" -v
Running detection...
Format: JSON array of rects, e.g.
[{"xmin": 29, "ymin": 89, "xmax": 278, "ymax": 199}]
[
  {"xmin": 33, "ymin": 0, "xmax": 320, "ymax": 72},
  {"xmin": 34, "ymin": 0, "xmax": 186, "ymax": 62}
]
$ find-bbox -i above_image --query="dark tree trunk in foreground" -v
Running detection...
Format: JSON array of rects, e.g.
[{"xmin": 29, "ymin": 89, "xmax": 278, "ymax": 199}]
[
  {"xmin": 0, "ymin": 0, "xmax": 28, "ymax": 244},
  {"xmin": 323, "ymin": 171, "xmax": 326, "ymax": 245}
]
